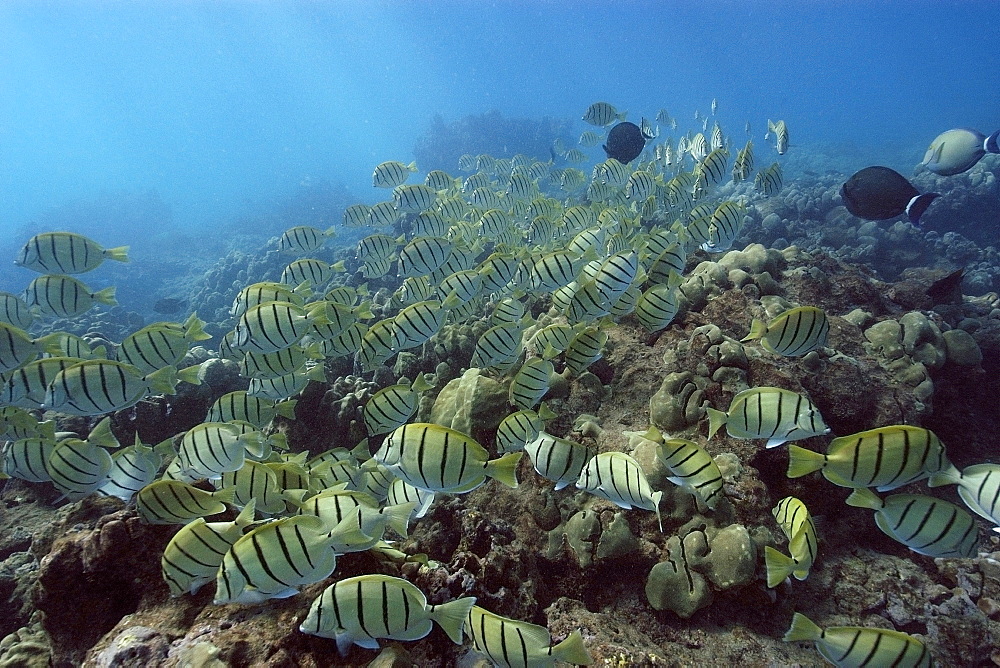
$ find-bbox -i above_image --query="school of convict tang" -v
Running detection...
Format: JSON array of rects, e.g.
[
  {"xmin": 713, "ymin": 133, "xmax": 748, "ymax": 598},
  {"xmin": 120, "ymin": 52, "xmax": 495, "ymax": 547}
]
[{"xmin": 0, "ymin": 99, "xmax": 995, "ymax": 666}]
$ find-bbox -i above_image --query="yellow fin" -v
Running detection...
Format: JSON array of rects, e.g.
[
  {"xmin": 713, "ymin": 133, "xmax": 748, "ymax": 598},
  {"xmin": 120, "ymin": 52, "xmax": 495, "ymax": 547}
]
[{"xmin": 786, "ymin": 444, "xmax": 825, "ymax": 479}]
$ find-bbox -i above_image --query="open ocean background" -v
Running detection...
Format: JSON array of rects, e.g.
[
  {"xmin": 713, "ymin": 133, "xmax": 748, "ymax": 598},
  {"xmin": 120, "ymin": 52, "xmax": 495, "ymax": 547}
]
[{"xmin": 1, "ymin": 0, "xmax": 998, "ymax": 297}]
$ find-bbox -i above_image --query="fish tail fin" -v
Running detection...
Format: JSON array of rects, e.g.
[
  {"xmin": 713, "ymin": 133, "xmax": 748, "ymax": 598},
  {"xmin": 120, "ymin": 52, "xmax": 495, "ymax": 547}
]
[
  {"xmin": 706, "ymin": 407, "xmax": 727, "ymax": 439},
  {"xmin": 783, "ymin": 612, "xmax": 824, "ymax": 643},
  {"xmin": 406, "ymin": 161, "xmax": 418, "ymax": 172},
  {"xmin": 428, "ymin": 596, "xmax": 476, "ymax": 644},
  {"xmin": 211, "ymin": 486, "xmax": 237, "ymax": 506},
  {"xmin": 94, "ymin": 286, "xmax": 118, "ymax": 307},
  {"xmin": 986, "ymin": 129, "xmax": 1000, "ymax": 154},
  {"xmin": 486, "ymin": 452, "xmax": 523, "ymax": 489},
  {"xmin": 176, "ymin": 363, "xmax": 203, "ymax": 387},
  {"xmin": 381, "ymin": 501, "xmax": 416, "ymax": 538},
  {"xmin": 184, "ymin": 313, "xmax": 212, "ymax": 341},
  {"xmin": 927, "ymin": 463, "xmax": 961, "ymax": 488},
  {"xmin": 275, "ymin": 399, "xmax": 298, "ymax": 420},
  {"xmin": 786, "ymin": 445, "xmax": 825, "ymax": 479},
  {"xmin": 906, "ymin": 192, "xmax": 940, "ymax": 226},
  {"xmin": 105, "ymin": 245, "xmax": 130, "ymax": 263},
  {"xmin": 764, "ymin": 546, "xmax": 794, "ymax": 588},
  {"xmin": 741, "ymin": 319, "xmax": 767, "ymax": 343},
  {"xmin": 845, "ymin": 487, "xmax": 883, "ymax": 509},
  {"xmin": 652, "ymin": 490, "xmax": 664, "ymax": 533},
  {"xmin": 330, "ymin": 260, "xmax": 346, "ymax": 272},
  {"xmin": 146, "ymin": 365, "xmax": 180, "ymax": 395},
  {"xmin": 234, "ymin": 498, "xmax": 258, "ymax": 526},
  {"xmin": 551, "ymin": 630, "xmax": 593, "ymax": 665}
]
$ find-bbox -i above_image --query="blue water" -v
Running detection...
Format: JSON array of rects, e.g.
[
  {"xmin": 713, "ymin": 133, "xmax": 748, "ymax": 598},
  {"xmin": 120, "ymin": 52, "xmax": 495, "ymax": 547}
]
[{"xmin": 1, "ymin": 0, "xmax": 997, "ymax": 274}]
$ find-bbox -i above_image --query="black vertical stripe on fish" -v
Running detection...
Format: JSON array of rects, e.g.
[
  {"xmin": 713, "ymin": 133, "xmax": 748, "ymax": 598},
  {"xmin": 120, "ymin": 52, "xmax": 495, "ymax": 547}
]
[
  {"xmin": 253, "ymin": 531, "xmax": 293, "ymax": 585},
  {"xmin": 380, "ymin": 580, "xmax": 391, "ymax": 635},
  {"xmin": 835, "ymin": 629, "xmax": 863, "ymax": 663},
  {"xmin": 858, "ymin": 629, "xmax": 883, "ymax": 666},
  {"xmin": 356, "ymin": 580, "xmax": 371, "ymax": 639},
  {"xmin": 415, "ymin": 426, "xmax": 431, "ymax": 489}
]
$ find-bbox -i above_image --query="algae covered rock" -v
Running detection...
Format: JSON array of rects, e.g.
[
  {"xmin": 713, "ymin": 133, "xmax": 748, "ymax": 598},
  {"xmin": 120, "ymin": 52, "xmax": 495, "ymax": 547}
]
[
  {"xmin": 645, "ymin": 523, "xmax": 756, "ymax": 618},
  {"xmin": 429, "ymin": 367, "xmax": 508, "ymax": 437},
  {"xmin": 942, "ymin": 328, "xmax": 983, "ymax": 366},
  {"xmin": 649, "ymin": 371, "xmax": 707, "ymax": 433}
]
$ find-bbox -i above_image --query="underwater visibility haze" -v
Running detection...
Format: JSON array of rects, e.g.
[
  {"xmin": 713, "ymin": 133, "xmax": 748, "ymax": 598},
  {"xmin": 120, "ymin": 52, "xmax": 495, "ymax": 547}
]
[{"xmin": 2, "ymin": 1, "xmax": 1000, "ymax": 666}]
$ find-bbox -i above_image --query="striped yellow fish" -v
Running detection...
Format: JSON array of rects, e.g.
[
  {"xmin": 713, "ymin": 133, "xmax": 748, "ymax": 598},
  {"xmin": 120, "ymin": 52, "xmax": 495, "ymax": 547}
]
[
  {"xmin": 136, "ymin": 480, "xmax": 235, "ymax": 525},
  {"xmin": 787, "ymin": 425, "xmax": 950, "ymax": 491},
  {"xmin": 707, "ymin": 386, "xmax": 829, "ymax": 448},
  {"xmin": 372, "ymin": 160, "xmax": 417, "ymax": 188},
  {"xmin": 230, "ymin": 280, "xmax": 310, "ymax": 318},
  {"xmin": 374, "ymin": 423, "xmax": 521, "ymax": 494},
  {"xmin": 118, "ymin": 313, "xmax": 211, "ymax": 374},
  {"xmin": 98, "ymin": 439, "xmax": 163, "ymax": 502},
  {"xmin": 0, "ymin": 291, "xmax": 36, "ymax": 330},
  {"xmin": 206, "ymin": 391, "xmax": 296, "ymax": 429},
  {"xmin": 395, "ymin": 276, "xmax": 435, "ymax": 307},
  {"xmin": 846, "ymin": 487, "xmax": 978, "ymax": 558},
  {"xmin": 45, "ymin": 438, "xmax": 113, "ymax": 500},
  {"xmin": 277, "ymin": 225, "xmax": 335, "ymax": 253},
  {"xmin": 342, "ymin": 203, "xmax": 371, "ymax": 227},
  {"xmin": 784, "ymin": 613, "xmax": 931, "ymax": 667},
  {"xmin": 564, "ymin": 326, "xmax": 608, "ymax": 375},
  {"xmin": 528, "ymin": 323, "xmax": 577, "ymax": 360},
  {"xmin": 439, "ymin": 270, "xmax": 483, "ymax": 306},
  {"xmin": 279, "ymin": 258, "xmax": 342, "ymax": 287},
  {"xmin": 766, "ymin": 119, "xmax": 789, "ymax": 155},
  {"xmin": 392, "ymin": 301, "xmax": 448, "ymax": 350},
  {"xmin": 393, "ymin": 183, "xmax": 438, "ymax": 213},
  {"xmin": 240, "ymin": 342, "xmax": 323, "ymax": 380},
  {"xmin": 176, "ymin": 422, "xmax": 267, "ymax": 480},
  {"xmin": 44, "ymin": 361, "xmax": 200, "ymax": 416},
  {"xmin": 656, "ymin": 437, "xmax": 725, "ymax": 510},
  {"xmin": 0, "ymin": 327, "xmax": 66, "ymax": 374},
  {"xmin": 765, "ymin": 496, "xmax": 818, "ymax": 588},
  {"xmin": 0, "ymin": 407, "xmax": 56, "ymax": 441},
  {"xmin": 425, "ymin": 168, "xmax": 455, "ymax": 191},
  {"xmin": 583, "ymin": 101, "xmax": 625, "ymax": 127},
  {"xmin": 232, "ymin": 300, "xmax": 327, "ymax": 355},
  {"xmin": 161, "ymin": 500, "xmax": 257, "ymax": 597},
  {"xmin": 1, "ymin": 356, "xmax": 84, "ymax": 408},
  {"xmin": 216, "ymin": 459, "xmax": 291, "ymax": 515},
  {"xmin": 24, "ymin": 274, "xmax": 117, "ymax": 318},
  {"xmin": 293, "ymin": 487, "xmax": 414, "ymax": 543},
  {"xmin": 464, "ymin": 605, "xmax": 593, "ymax": 668},
  {"xmin": 15, "ymin": 231, "xmax": 129, "ymax": 274},
  {"xmin": 577, "ymin": 452, "xmax": 663, "ymax": 531},
  {"xmin": 471, "ymin": 322, "xmax": 525, "ymax": 369},
  {"xmin": 509, "ymin": 357, "xmax": 554, "ymax": 410},
  {"xmin": 743, "ymin": 306, "xmax": 829, "ymax": 357},
  {"xmin": 357, "ymin": 233, "xmax": 400, "ymax": 263},
  {"xmin": 214, "ymin": 514, "xmax": 341, "ymax": 604},
  {"xmin": 525, "ymin": 432, "xmax": 592, "ymax": 491},
  {"xmin": 929, "ymin": 462, "xmax": 1000, "ymax": 532},
  {"xmin": 362, "ymin": 375, "xmax": 430, "ymax": 437},
  {"xmin": 755, "ymin": 162, "xmax": 783, "ymax": 196},
  {"xmin": 495, "ymin": 405, "xmax": 555, "ymax": 454},
  {"xmin": 2, "ymin": 437, "xmax": 56, "ymax": 482},
  {"xmin": 635, "ymin": 284, "xmax": 680, "ymax": 332},
  {"xmin": 300, "ymin": 574, "xmax": 476, "ymax": 655},
  {"xmin": 732, "ymin": 139, "xmax": 754, "ymax": 182},
  {"xmin": 368, "ymin": 201, "xmax": 399, "ymax": 226},
  {"xmin": 398, "ymin": 236, "xmax": 452, "ymax": 278},
  {"xmin": 386, "ymin": 478, "xmax": 436, "ymax": 520},
  {"xmin": 247, "ymin": 364, "xmax": 326, "ymax": 401}
]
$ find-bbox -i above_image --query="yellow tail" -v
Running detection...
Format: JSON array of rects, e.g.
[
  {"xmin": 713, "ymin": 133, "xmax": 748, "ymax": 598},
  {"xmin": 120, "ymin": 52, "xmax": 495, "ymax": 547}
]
[
  {"xmin": 93, "ymin": 285, "xmax": 118, "ymax": 307},
  {"xmin": 552, "ymin": 629, "xmax": 594, "ymax": 665},
  {"xmin": 105, "ymin": 245, "xmax": 130, "ymax": 263},
  {"xmin": 786, "ymin": 445, "xmax": 826, "ymax": 479},
  {"xmin": 486, "ymin": 451, "xmax": 523, "ymax": 488},
  {"xmin": 741, "ymin": 318, "xmax": 767, "ymax": 343},
  {"xmin": 764, "ymin": 546, "xmax": 795, "ymax": 588},
  {"xmin": 783, "ymin": 612, "xmax": 824, "ymax": 643}
]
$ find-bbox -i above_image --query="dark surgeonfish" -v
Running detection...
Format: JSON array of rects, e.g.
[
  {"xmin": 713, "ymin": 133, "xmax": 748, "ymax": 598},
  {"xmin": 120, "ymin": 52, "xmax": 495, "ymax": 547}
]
[
  {"xmin": 840, "ymin": 166, "xmax": 939, "ymax": 226},
  {"xmin": 921, "ymin": 128, "xmax": 1000, "ymax": 176},
  {"xmin": 603, "ymin": 121, "xmax": 652, "ymax": 165},
  {"xmin": 153, "ymin": 297, "xmax": 187, "ymax": 315}
]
